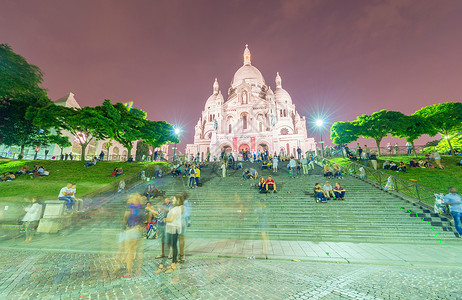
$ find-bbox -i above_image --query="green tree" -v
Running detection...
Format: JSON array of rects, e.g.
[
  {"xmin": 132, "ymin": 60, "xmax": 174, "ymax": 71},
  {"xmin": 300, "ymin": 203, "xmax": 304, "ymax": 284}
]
[
  {"xmin": 0, "ymin": 44, "xmax": 56, "ymax": 153},
  {"xmin": 414, "ymin": 102, "xmax": 462, "ymax": 156},
  {"xmin": 354, "ymin": 110, "xmax": 405, "ymax": 155},
  {"xmin": 34, "ymin": 105, "xmax": 113, "ymax": 161},
  {"xmin": 141, "ymin": 120, "xmax": 179, "ymax": 156},
  {"xmin": 51, "ymin": 135, "xmax": 72, "ymax": 160},
  {"xmin": 392, "ymin": 114, "xmax": 432, "ymax": 156},
  {"xmin": 98, "ymin": 100, "xmax": 147, "ymax": 160},
  {"xmin": 330, "ymin": 121, "xmax": 360, "ymax": 157}
]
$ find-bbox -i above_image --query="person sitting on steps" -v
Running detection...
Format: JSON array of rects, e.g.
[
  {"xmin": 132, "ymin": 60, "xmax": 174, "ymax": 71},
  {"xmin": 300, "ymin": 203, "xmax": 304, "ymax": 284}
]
[
  {"xmin": 383, "ymin": 161, "xmax": 390, "ymax": 170},
  {"xmin": 258, "ymin": 177, "xmax": 266, "ymax": 193},
  {"xmin": 265, "ymin": 175, "xmax": 277, "ymax": 193},
  {"xmin": 397, "ymin": 162, "xmax": 407, "ymax": 173},
  {"xmin": 389, "ymin": 161, "xmax": 397, "ymax": 171},
  {"xmin": 323, "ymin": 181, "xmax": 335, "ymax": 199},
  {"xmin": 333, "ymin": 182, "xmax": 346, "ymax": 200},
  {"xmin": 323, "ymin": 165, "xmax": 333, "ymax": 179},
  {"xmin": 314, "ymin": 183, "xmax": 327, "ymax": 203},
  {"xmin": 333, "ymin": 164, "xmax": 343, "ymax": 179}
]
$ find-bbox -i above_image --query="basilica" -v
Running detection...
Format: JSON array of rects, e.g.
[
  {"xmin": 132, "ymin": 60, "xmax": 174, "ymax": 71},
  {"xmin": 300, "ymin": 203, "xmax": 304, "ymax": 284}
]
[{"xmin": 186, "ymin": 45, "xmax": 316, "ymax": 160}]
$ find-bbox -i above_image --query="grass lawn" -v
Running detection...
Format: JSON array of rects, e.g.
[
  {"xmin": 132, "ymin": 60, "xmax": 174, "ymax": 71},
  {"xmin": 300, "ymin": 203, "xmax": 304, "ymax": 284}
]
[
  {"xmin": 0, "ymin": 159, "xmax": 169, "ymax": 202},
  {"xmin": 328, "ymin": 155, "xmax": 462, "ymax": 193}
]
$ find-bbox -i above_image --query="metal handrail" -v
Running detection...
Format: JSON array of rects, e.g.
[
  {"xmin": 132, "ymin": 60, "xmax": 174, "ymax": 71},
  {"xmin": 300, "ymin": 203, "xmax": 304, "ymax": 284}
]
[{"xmin": 315, "ymin": 156, "xmax": 443, "ymax": 206}]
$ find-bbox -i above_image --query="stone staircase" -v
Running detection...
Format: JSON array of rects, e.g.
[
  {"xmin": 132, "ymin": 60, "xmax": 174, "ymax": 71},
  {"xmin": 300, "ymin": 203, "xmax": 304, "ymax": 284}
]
[{"xmin": 71, "ymin": 162, "xmax": 457, "ymax": 244}]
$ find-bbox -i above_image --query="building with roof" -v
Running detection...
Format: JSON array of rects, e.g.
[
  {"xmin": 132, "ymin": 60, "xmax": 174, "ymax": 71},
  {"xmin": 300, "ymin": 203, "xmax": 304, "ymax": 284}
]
[{"xmin": 186, "ymin": 45, "xmax": 316, "ymax": 160}]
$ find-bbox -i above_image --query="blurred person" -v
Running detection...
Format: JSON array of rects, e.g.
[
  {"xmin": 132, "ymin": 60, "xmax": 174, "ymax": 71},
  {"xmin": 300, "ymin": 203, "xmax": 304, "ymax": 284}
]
[
  {"xmin": 432, "ymin": 151, "xmax": 444, "ymax": 169},
  {"xmin": 71, "ymin": 184, "xmax": 84, "ymax": 212},
  {"xmin": 221, "ymin": 161, "xmax": 227, "ymax": 177},
  {"xmin": 155, "ymin": 197, "xmax": 173, "ymax": 260},
  {"xmin": 179, "ymin": 194, "xmax": 191, "ymax": 263},
  {"xmin": 156, "ymin": 196, "xmax": 183, "ymax": 274},
  {"xmin": 358, "ymin": 167, "xmax": 366, "ymax": 179},
  {"xmin": 118, "ymin": 180, "xmax": 126, "ymax": 193},
  {"xmin": 115, "ymin": 194, "xmax": 145, "ymax": 278},
  {"xmin": 256, "ymin": 199, "xmax": 269, "ymax": 256},
  {"xmin": 21, "ymin": 197, "xmax": 42, "ymax": 242}
]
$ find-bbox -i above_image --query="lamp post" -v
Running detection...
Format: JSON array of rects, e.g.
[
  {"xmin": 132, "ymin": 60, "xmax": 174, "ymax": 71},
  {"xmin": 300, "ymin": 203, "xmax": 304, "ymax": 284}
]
[
  {"xmin": 316, "ymin": 119, "xmax": 324, "ymax": 157},
  {"xmin": 173, "ymin": 128, "xmax": 180, "ymax": 162}
]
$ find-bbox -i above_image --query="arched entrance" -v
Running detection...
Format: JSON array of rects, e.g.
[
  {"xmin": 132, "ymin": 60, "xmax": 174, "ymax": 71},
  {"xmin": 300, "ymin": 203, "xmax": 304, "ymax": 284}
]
[
  {"xmin": 239, "ymin": 144, "xmax": 250, "ymax": 152},
  {"xmin": 221, "ymin": 144, "xmax": 232, "ymax": 153},
  {"xmin": 257, "ymin": 143, "xmax": 268, "ymax": 152}
]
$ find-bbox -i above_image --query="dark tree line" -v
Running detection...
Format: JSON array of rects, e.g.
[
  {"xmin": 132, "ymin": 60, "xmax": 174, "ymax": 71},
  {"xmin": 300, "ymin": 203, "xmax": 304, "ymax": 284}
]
[
  {"xmin": 0, "ymin": 43, "xmax": 179, "ymax": 161},
  {"xmin": 330, "ymin": 104, "xmax": 462, "ymax": 156}
]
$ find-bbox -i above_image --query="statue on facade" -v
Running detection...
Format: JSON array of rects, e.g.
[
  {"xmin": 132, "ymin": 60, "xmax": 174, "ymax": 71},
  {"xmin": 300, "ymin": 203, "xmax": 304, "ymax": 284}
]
[{"xmin": 213, "ymin": 119, "xmax": 218, "ymax": 130}]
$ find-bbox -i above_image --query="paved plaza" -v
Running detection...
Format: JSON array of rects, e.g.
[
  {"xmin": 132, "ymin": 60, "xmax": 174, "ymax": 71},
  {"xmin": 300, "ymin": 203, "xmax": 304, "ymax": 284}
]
[{"xmin": 1, "ymin": 233, "xmax": 461, "ymax": 299}]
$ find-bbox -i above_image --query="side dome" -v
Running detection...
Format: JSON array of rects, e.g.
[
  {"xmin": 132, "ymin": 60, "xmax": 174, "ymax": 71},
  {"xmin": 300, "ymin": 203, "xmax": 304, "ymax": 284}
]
[
  {"xmin": 205, "ymin": 78, "xmax": 222, "ymax": 107},
  {"xmin": 274, "ymin": 72, "xmax": 292, "ymax": 104},
  {"xmin": 231, "ymin": 65, "xmax": 266, "ymax": 88}
]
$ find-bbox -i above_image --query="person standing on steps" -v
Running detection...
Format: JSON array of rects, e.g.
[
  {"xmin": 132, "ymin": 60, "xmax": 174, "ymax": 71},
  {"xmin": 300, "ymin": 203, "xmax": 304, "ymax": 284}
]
[
  {"xmin": 443, "ymin": 187, "xmax": 462, "ymax": 237},
  {"xmin": 272, "ymin": 155, "xmax": 278, "ymax": 173},
  {"xmin": 221, "ymin": 161, "xmax": 227, "ymax": 177},
  {"xmin": 297, "ymin": 147, "xmax": 302, "ymax": 159},
  {"xmin": 155, "ymin": 196, "xmax": 183, "ymax": 274},
  {"xmin": 300, "ymin": 155, "xmax": 308, "ymax": 175},
  {"xmin": 188, "ymin": 167, "xmax": 196, "ymax": 188},
  {"xmin": 309, "ymin": 155, "xmax": 315, "ymax": 171},
  {"xmin": 289, "ymin": 157, "xmax": 298, "ymax": 178},
  {"xmin": 369, "ymin": 151, "xmax": 378, "ymax": 170},
  {"xmin": 155, "ymin": 197, "xmax": 173, "ymax": 259},
  {"xmin": 194, "ymin": 165, "xmax": 201, "ymax": 187}
]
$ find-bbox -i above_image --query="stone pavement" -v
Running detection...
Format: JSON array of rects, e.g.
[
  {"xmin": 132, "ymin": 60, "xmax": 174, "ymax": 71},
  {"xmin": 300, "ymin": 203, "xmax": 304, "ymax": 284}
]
[{"xmin": 0, "ymin": 248, "xmax": 461, "ymax": 300}]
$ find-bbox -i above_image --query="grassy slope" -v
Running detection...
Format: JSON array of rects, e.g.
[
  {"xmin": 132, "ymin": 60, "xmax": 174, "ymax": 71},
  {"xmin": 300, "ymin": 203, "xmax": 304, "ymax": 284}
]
[
  {"xmin": 0, "ymin": 160, "xmax": 168, "ymax": 202},
  {"xmin": 328, "ymin": 155, "xmax": 462, "ymax": 193}
]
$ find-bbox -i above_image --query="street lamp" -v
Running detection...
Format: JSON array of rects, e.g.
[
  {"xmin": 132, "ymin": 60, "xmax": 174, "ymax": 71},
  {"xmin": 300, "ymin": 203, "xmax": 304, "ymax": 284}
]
[
  {"xmin": 173, "ymin": 128, "xmax": 181, "ymax": 162},
  {"xmin": 316, "ymin": 119, "xmax": 324, "ymax": 157}
]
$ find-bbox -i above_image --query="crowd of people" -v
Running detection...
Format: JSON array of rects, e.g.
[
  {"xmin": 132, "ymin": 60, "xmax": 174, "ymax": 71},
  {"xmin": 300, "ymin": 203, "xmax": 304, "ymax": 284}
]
[
  {"xmin": 314, "ymin": 182, "xmax": 346, "ymax": 202},
  {"xmin": 112, "ymin": 192, "xmax": 192, "ymax": 277},
  {"xmin": 1, "ymin": 165, "xmax": 50, "ymax": 182}
]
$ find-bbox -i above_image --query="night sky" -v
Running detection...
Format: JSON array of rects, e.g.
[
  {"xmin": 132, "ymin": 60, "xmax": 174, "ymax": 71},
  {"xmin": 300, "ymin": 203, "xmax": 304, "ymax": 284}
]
[{"xmin": 2, "ymin": 0, "xmax": 462, "ymax": 150}]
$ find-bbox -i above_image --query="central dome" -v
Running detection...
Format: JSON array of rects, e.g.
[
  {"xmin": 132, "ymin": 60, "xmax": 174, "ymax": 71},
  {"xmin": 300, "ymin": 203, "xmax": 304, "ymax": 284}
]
[{"xmin": 231, "ymin": 64, "xmax": 265, "ymax": 88}]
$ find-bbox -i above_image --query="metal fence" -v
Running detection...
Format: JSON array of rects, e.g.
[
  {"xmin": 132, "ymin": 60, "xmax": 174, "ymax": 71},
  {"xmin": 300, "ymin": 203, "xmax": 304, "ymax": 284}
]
[
  {"xmin": 314, "ymin": 156, "xmax": 442, "ymax": 206},
  {"xmin": 319, "ymin": 145, "xmax": 427, "ymax": 158}
]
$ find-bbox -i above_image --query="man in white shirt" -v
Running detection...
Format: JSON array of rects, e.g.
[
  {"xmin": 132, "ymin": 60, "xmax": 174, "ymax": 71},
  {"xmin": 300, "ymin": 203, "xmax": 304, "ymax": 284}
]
[
  {"xmin": 323, "ymin": 181, "xmax": 335, "ymax": 199},
  {"xmin": 58, "ymin": 183, "xmax": 75, "ymax": 211}
]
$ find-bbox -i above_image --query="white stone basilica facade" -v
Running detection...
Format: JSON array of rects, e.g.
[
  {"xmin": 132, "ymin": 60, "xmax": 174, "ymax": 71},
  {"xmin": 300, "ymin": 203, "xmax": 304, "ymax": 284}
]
[{"xmin": 186, "ymin": 45, "xmax": 316, "ymax": 160}]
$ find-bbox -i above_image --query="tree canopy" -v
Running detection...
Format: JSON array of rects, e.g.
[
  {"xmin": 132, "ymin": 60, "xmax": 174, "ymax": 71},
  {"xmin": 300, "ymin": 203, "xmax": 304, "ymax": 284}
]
[
  {"xmin": 414, "ymin": 102, "xmax": 462, "ymax": 155},
  {"xmin": 353, "ymin": 110, "xmax": 405, "ymax": 155},
  {"xmin": 0, "ymin": 44, "xmax": 58, "ymax": 153}
]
